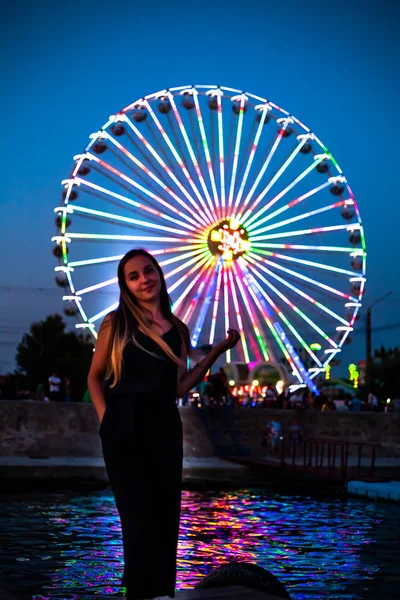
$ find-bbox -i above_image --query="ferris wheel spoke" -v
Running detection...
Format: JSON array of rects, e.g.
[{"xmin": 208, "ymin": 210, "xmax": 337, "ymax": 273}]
[
  {"xmin": 235, "ymin": 259, "xmax": 322, "ymax": 368},
  {"xmin": 68, "ymin": 255, "xmax": 123, "ymax": 268},
  {"xmin": 122, "ymin": 114, "xmax": 212, "ymax": 220},
  {"xmin": 236, "ymin": 118, "xmax": 291, "ymax": 222},
  {"xmin": 86, "ymin": 161, "xmax": 189, "ymax": 225},
  {"xmin": 247, "ymin": 251, "xmax": 354, "ymax": 310},
  {"xmin": 232, "ymin": 103, "xmax": 271, "ymax": 218},
  {"xmin": 243, "ymin": 288, "xmax": 321, "ymax": 391},
  {"xmin": 66, "ymin": 232, "xmax": 200, "ymax": 244},
  {"xmin": 174, "ymin": 256, "xmax": 217, "ymax": 325},
  {"xmin": 85, "ymin": 151, "xmax": 208, "ymax": 228},
  {"xmin": 100, "ymin": 132, "xmax": 211, "ymax": 227},
  {"xmin": 88, "ymin": 303, "xmax": 120, "ymax": 324},
  {"xmin": 159, "ymin": 247, "xmax": 209, "ymax": 268},
  {"xmin": 167, "ymin": 253, "xmax": 213, "ymax": 294},
  {"xmin": 250, "ymin": 223, "xmax": 351, "ymax": 242},
  {"xmin": 192, "ymin": 92, "xmax": 220, "ymax": 219},
  {"xmin": 106, "ymin": 133, "xmax": 171, "ymax": 194},
  {"xmin": 69, "ymin": 204, "xmax": 201, "ymax": 237},
  {"xmin": 208, "ymin": 259, "xmax": 224, "ymax": 346},
  {"xmin": 251, "ymin": 248, "xmax": 357, "ymax": 278},
  {"xmin": 74, "ymin": 177, "xmax": 200, "ymax": 231},
  {"xmin": 237, "ymin": 261, "xmax": 304, "ymax": 381},
  {"xmin": 222, "ymin": 264, "xmax": 231, "ymax": 362},
  {"xmin": 143, "ymin": 99, "xmax": 215, "ymax": 224},
  {"xmin": 75, "ymin": 277, "xmax": 118, "ymax": 296},
  {"xmin": 151, "ymin": 244, "xmax": 205, "ymax": 257},
  {"xmin": 243, "ymin": 150, "xmax": 323, "ymax": 229},
  {"xmin": 167, "ymin": 93, "xmax": 218, "ymax": 222},
  {"xmin": 216, "ymin": 94, "xmax": 227, "ymax": 219},
  {"xmin": 251, "ymin": 242, "xmax": 357, "ymax": 253},
  {"xmin": 244, "ymin": 260, "xmax": 351, "ymax": 343},
  {"xmin": 122, "ymin": 126, "xmax": 172, "ymax": 186},
  {"xmin": 231, "ymin": 262, "xmax": 269, "ymax": 361},
  {"xmin": 76, "ymin": 161, "xmax": 190, "ymax": 225},
  {"xmin": 235, "ymin": 118, "xmax": 258, "ymax": 190},
  {"xmin": 250, "ymin": 199, "xmax": 354, "ymax": 237},
  {"xmin": 142, "ymin": 115, "xmax": 187, "ymax": 184},
  {"xmin": 244, "ymin": 181, "xmax": 330, "ymax": 233},
  {"xmin": 226, "ymin": 264, "xmax": 250, "ymax": 363},
  {"xmin": 243, "ymin": 257, "xmax": 339, "ymax": 347},
  {"xmin": 164, "ymin": 248, "xmax": 211, "ymax": 281},
  {"xmin": 187, "ymin": 258, "xmax": 220, "ymax": 347},
  {"xmin": 226, "ymin": 94, "xmax": 247, "ymax": 215},
  {"xmin": 181, "ymin": 265, "xmax": 215, "ymax": 325}
]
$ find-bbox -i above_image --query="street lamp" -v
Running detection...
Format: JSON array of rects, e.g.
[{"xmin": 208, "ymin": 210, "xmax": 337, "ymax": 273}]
[{"xmin": 366, "ymin": 290, "xmax": 393, "ymax": 392}]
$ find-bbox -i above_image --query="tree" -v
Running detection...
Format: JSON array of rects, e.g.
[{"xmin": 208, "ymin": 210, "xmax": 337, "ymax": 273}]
[
  {"xmin": 16, "ymin": 314, "xmax": 94, "ymax": 401},
  {"xmin": 370, "ymin": 345, "xmax": 400, "ymax": 399}
]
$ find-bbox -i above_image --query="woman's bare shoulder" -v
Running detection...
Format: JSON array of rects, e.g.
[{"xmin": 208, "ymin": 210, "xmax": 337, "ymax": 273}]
[{"xmin": 99, "ymin": 310, "xmax": 116, "ymax": 330}]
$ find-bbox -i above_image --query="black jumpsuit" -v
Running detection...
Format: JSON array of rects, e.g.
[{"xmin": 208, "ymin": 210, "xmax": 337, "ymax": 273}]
[{"xmin": 99, "ymin": 325, "xmax": 183, "ymax": 599}]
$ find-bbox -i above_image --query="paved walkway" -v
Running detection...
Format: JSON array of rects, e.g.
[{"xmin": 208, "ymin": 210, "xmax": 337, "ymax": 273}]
[
  {"xmin": 0, "ymin": 456, "xmax": 245, "ymax": 468},
  {"xmin": 0, "ymin": 456, "xmax": 249, "ymax": 486},
  {"xmin": 0, "ymin": 455, "xmax": 399, "ymax": 485}
]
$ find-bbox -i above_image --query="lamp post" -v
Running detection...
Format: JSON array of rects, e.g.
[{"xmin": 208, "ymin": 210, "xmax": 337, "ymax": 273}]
[{"xmin": 366, "ymin": 291, "xmax": 393, "ymax": 392}]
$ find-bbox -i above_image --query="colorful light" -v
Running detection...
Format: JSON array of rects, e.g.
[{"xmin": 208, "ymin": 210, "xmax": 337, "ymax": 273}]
[{"xmin": 53, "ymin": 84, "xmax": 366, "ymax": 388}]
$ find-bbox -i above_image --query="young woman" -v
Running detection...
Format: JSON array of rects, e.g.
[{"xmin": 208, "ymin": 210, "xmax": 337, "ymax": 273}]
[{"xmin": 87, "ymin": 249, "xmax": 240, "ymax": 600}]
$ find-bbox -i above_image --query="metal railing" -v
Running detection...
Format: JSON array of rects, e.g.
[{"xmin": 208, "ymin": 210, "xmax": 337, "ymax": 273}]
[{"xmin": 278, "ymin": 437, "xmax": 380, "ymax": 481}]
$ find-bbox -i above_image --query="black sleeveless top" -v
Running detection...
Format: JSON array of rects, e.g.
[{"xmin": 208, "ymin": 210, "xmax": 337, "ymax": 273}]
[{"xmin": 104, "ymin": 325, "xmax": 182, "ymax": 399}]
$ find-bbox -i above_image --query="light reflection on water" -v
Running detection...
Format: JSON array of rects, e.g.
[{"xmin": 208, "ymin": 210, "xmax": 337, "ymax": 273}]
[{"xmin": 0, "ymin": 488, "xmax": 399, "ymax": 599}]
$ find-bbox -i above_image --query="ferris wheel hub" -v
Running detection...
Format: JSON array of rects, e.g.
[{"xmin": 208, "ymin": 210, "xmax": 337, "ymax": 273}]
[{"xmin": 208, "ymin": 219, "xmax": 250, "ymax": 261}]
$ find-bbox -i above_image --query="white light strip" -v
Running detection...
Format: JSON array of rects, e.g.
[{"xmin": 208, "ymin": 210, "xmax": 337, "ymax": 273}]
[
  {"xmin": 70, "ymin": 204, "xmax": 199, "ymax": 237},
  {"xmin": 192, "ymin": 93, "xmax": 220, "ymax": 216},
  {"xmin": 102, "ymin": 131, "xmax": 210, "ymax": 226},
  {"xmin": 247, "ymin": 251, "xmax": 354, "ymax": 310},
  {"xmin": 75, "ymin": 176, "xmax": 198, "ymax": 230},
  {"xmin": 245, "ymin": 259, "xmax": 338, "ymax": 347},
  {"xmin": 227, "ymin": 94, "xmax": 246, "ymax": 211},
  {"xmin": 217, "ymin": 94, "xmax": 226, "ymax": 218},
  {"xmin": 67, "ymin": 233, "xmax": 201, "ymax": 243},
  {"xmin": 245, "ymin": 148, "xmax": 319, "ymax": 229},
  {"xmin": 89, "ymin": 303, "xmax": 119, "ymax": 323},
  {"xmin": 76, "ymin": 278, "xmax": 118, "ymax": 296},
  {"xmin": 122, "ymin": 114, "xmax": 209, "ymax": 221},
  {"xmin": 233, "ymin": 104, "xmax": 270, "ymax": 217},
  {"xmin": 168, "ymin": 93, "xmax": 217, "ymax": 221},
  {"xmin": 237, "ymin": 125, "xmax": 285, "ymax": 220},
  {"xmin": 68, "ymin": 255, "xmax": 123, "ymax": 268},
  {"xmin": 144, "ymin": 99, "xmax": 214, "ymax": 224},
  {"xmin": 252, "ymin": 249, "xmax": 356, "ymax": 277},
  {"xmin": 250, "ymin": 224, "xmax": 349, "ymax": 242}
]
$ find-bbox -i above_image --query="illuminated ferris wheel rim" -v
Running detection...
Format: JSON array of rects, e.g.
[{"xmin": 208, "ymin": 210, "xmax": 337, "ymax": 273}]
[{"xmin": 53, "ymin": 83, "xmax": 367, "ymax": 390}]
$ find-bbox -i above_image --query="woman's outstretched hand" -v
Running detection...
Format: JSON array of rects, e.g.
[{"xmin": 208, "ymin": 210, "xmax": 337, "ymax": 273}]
[{"xmin": 215, "ymin": 328, "xmax": 240, "ymax": 354}]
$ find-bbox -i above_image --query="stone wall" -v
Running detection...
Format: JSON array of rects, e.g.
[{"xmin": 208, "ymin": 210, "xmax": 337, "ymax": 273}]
[{"xmin": 1, "ymin": 401, "xmax": 400, "ymax": 458}]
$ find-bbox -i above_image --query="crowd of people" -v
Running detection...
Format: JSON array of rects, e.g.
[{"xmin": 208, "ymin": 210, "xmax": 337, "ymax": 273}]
[
  {"xmin": 1, "ymin": 372, "xmax": 73, "ymax": 402},
  {"xmin": 274, "ymin": 387, "xmax": 366, "ymax": 411},
  {"xmin": 1, "ymin": 368, "xmax": 396, "ymax": 413},
  {"xmin": 191, "ymin": 370, "xmax": 393, "ymax": 412}
]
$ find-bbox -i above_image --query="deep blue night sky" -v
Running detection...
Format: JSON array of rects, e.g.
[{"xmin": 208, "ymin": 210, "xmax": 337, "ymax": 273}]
[{"xmin": 1, "ymin": 0, "xmax": 399, "ymax": 374}]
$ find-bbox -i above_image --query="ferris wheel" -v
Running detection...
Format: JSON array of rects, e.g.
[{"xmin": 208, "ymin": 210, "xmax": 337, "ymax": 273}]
[{"xmin": 52, "ymin": 84, "xmax": 366, "ymax": 390}]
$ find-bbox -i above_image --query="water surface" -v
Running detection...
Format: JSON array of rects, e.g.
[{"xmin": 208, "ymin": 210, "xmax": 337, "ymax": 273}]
[{"xmin": 0, "ymin": 488, "xmax": 399, "ymax": 599}]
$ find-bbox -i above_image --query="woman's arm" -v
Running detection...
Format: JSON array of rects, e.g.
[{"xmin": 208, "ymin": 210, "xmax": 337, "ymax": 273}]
[
  {"xmin": 177, "ymin": 329, "xmax": 240, "ymax": 398},
  {"xmin": 87, "ymin": 314, "xmax": 112, "ymax": 423}
]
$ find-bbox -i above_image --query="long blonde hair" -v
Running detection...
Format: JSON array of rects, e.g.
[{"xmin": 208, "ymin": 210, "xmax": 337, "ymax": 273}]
[{"xmin": 105, "ymin": 249, "xmax": 190, "ymax": 387}]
